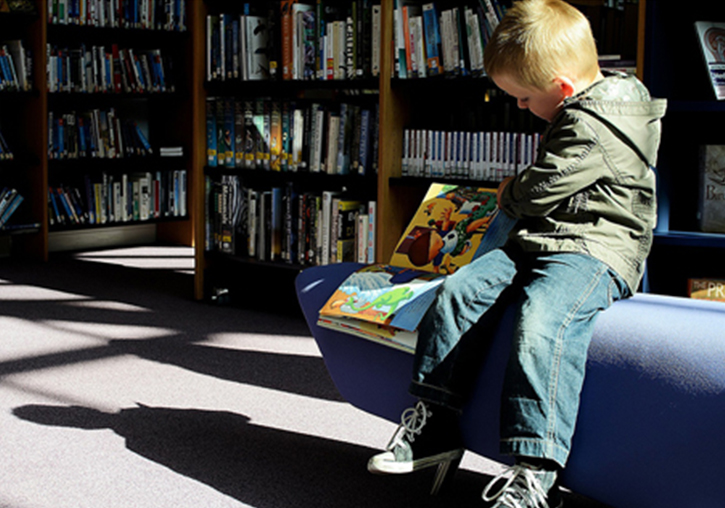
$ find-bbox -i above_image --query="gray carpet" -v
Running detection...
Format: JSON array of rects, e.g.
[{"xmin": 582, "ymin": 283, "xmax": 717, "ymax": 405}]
[{"xmin": 0, "ymin": 246, "xmax": 609, "ymax": 508}]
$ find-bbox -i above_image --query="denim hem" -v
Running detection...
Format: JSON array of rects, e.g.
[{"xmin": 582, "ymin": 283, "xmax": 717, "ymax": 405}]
[
  {"xmin": 500, "ymin": 438, "xmax": 569, "ymax": 469},
  {"xmin": 409, "ymin": 380, "xmax": 465, "ymax": 412}
]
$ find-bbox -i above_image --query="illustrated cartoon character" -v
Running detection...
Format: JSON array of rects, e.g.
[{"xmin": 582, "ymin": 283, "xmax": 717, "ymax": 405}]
[
  {"xmin": 405, "ymin": 189, "xmax": 498, "ymax": 272},
  {"xmin": 345, "ymin": 286, "xmax": 414, "ymax": 322}
]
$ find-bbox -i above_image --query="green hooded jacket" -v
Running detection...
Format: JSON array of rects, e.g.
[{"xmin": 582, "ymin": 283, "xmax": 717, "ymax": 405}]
[{"xmin": 499, "ymin": 71, "xmax": 668, "ymax": 292}]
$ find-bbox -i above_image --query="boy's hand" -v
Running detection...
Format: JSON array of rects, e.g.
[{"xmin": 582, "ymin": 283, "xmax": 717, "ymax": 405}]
[{"xmin": 497, "ymin": 177, "xmax": 513, "ymax": 204}]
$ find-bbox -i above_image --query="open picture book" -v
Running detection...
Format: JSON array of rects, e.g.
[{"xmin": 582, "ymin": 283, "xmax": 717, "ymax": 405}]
[{"xmin": 317, "ymin": 183, "xmax": 516, "ymax": 352}]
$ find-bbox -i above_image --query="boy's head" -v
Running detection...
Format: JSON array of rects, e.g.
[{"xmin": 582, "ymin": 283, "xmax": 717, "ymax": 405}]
[{"xmin": 484, "ymin": 0, "xmax": 601, "ymax": 120}]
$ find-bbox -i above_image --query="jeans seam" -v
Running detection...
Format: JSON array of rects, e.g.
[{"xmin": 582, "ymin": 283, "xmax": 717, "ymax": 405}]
[
  {"xmin": 546, "ymin": 261, "xmax": 609, "ymax": 447},
  {"xmin": 461, "ymin": 276, "xmax": 514, "ymax": 331},
  {"xmin": 411, "ymin": 380, "xmax": 461, "ymax": 398}
]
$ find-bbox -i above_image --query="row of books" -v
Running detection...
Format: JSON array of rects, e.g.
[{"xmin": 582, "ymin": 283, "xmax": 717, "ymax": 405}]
[
  {"xmin": 206, "ymin": 12, "xmax": 275, "ymax": 82},
  {"xmin": 48, "ymin": 169, "xmax": 187, "ymax": 226},
  {"xmin": 0, "ymin": 187, "xmax": 25, "ymax": 229},
  {"xmin": 402, "ymin": 128, "xmax": 541, "ymax": 182},
  {"xmin": 0, "ymin": 40, "xmax": 32, "ymax": 92},
  {"xmin": 603, "ymin": 0, "xmax": 634, "ymax": 10},
  {"xmin": 48, "ymin": 108, "xmax": 152, "ymax": 160},
  {"xmin": 280, "ymin": 0, "xmax": 380, "ymax": 81},
  {"xmin": 48, "ymin": 0, "xmax": 187, "ymax": 31},
  {"xmin": 205, "ymin": 176, "xmax": 376, "ymax": 266},
  {"xmin": 0, "ymin": 127, "xmax": 12, "ymax": 159},
  {"xmin": 206, "ymin": 97, "xmax": 379, "ymax": 176},
  {"xmin": 47, "ymin": 44, "xmax": 176, "ymax": 94},
  {"xmin": 393, "ymin": 0, "xmax": 506, "ymax": 79},
  {"xmin": 206, "ymin": 0, "xmax": 381, "ymax": 82}
]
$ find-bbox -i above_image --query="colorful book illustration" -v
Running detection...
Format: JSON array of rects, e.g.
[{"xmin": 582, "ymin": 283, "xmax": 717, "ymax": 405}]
[
  {"xmin": 317, "ymin": 182, "xmax": 516, "ymax": 352},
  {"xmin": 388, "ymin": 184, "xmax": 511, "ymax": 274}
]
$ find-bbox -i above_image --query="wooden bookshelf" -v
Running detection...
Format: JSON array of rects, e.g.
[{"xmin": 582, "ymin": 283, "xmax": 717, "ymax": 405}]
[
  {"xmin": 0, "ymin": 0, "xmax": 195, "ymax": 265},
  {"xmin": 8, "ymin": 0, "xmax": 708, "ymax": 302}
]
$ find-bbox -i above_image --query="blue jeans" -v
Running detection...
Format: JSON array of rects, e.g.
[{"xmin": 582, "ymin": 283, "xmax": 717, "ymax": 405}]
[{"xmin": 410, "ymin": 245, "xmax": 630, "ymax": 467}]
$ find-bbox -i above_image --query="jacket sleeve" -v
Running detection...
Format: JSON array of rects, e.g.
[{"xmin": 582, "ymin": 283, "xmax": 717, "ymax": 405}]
[{"xmin": 499, "ymin": 112, "xmax": 605, "ymax": 219}]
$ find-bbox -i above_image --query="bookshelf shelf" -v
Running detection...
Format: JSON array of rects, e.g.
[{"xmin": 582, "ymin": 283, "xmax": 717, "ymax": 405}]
[
  {"xmin": 206, "ymin": 250, "xmax": 304, "ymax": 271},
  {"xmin": 205, "ymin": 79, "xmax": 379, "ymax": 95},
  {"xmin": 48, "ymin": 213, "xmax": 188, "ymax": 232},
  {"xmin": 0, "ymin": 224, "xmax": 42, "ymax": 236},
  {"xmin": 665, "ymin": 101, "xmax": 725, "ymax": 113},
  {"xmin": 49, "ymin": 154, "xmax": 185, "ymax": 169},
  {"xmin": 654, "ymin": 231, "xmax": 725, "ymax": 249},
  {"xmin": 205, "ymin": 166, "xmax": 377, "ymax": 189},
  {"xmin": 389, "ymin": 176, "xmax": 500, "ymax": 189}
]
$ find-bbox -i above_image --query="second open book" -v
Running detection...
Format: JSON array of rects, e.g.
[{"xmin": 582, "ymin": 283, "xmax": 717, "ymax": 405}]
[{"xmin": 317, "ymin": 183, "xmax": 516, "ymax": 352}]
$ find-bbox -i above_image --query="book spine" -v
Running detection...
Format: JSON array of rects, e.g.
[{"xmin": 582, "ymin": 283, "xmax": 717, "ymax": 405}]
[{"xmin": 367, "ymin": 200, "xmax": 376, "ymax": 263}]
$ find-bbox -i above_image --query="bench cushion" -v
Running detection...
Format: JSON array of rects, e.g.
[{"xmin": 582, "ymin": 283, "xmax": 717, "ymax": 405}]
[{"xmin": 296, "ymin": 262, "xmax": 725, "ymax": 508}]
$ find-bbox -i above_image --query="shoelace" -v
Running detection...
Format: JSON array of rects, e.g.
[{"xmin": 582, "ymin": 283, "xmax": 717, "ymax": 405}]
[
  {"xmin": 481, "ymin": 464, "xmax": 550, "ymax": 508},
  {"xmin": 386, "ymin": 401, "xmax": 431, "ymax": 449}
]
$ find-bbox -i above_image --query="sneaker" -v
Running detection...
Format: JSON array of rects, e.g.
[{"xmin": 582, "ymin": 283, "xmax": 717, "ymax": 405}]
[
  {"xmin": 367, "ymin": 401, "xmax": 464, "ymax": 475},
  {"xmin": 482, "ymin": 462, "xmax": 562, "ymax": 508}
]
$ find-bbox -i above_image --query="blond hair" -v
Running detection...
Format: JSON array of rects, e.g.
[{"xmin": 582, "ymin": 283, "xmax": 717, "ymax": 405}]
[{"xmin": 483, "ymin": 0, "xmax": 600, "ymax": 90}]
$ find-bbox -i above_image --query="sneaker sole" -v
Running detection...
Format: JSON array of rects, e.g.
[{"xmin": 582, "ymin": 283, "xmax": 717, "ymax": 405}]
[{"xmin": 367, "ymin": 448, "xmax": 464, "ymax": 475}]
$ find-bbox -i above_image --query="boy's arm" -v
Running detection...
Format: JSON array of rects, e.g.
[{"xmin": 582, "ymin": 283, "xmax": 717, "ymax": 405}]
[{"xmin": 498, "ymin": 114, "xmax": 603, "ymax": 219}]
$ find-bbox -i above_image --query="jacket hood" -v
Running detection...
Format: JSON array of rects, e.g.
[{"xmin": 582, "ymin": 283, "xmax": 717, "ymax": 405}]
[{"xmin": 563, "ymin": 72, "xmax": 668, "ymax": 167}]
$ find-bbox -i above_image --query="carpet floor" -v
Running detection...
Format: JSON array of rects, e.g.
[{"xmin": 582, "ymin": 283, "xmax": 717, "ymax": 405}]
[{"xmin": 0, "ymin": 246, "xmax": 609, "ymax": 508}]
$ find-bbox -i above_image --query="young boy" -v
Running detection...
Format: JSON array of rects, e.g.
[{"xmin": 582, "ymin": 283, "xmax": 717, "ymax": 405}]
[{"xmin": 368, "ymin": 1, "xmax": 667, "ymax": 507}]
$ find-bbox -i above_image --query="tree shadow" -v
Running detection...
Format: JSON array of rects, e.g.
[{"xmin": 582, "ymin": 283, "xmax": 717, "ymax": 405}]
[
  {"xmin": 110, "ymin": 338, "xmax": 346, "ymax": 402},
  {"xmin": 0, "ymin": 247, "xmax": 343, "ymax": 402},
  {"xmin": 13, "ymin": 404, "xmax": 492, "ymax": 508}
]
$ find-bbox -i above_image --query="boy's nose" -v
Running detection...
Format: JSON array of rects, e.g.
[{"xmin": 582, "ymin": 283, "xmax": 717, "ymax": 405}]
[{"xmin": 517, "ymin": 99, "xmax": 528, "ymax": 110}]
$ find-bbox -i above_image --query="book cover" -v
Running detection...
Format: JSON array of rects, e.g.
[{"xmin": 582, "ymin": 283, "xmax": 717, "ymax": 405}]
[
  {"xmin": 270, "ymin": 101, "xmax": 282, "ymax": 170},
  {"xmin": 234, "ymin": 100, "xmax": 245, "ymax": 168},
  {"xmin": 281, "ymin": 0, "xmax": 297, "ymax": 80},
  {"xmin": 239, "ymin": 13, "xmax": 249, "ymax": 80},
  {"xmin": 688, "ymin": 278, "xmax": 725, "ymax": 302},
  {"xmin": 270, "ymin": 186, "xmax": 283, "ymax": 261},
  {"xmin": 320, "ymin": 189, "xmax": 341, "ymax": 265},
  {"xmin": 371, "ymin": 3, "xmax": 381, "ymax": 77},
  {"xmin": 389, "ymin": 184, "xmax": 509, "ymax": 274},
  {"xmin": 367, "ymin": 199, "xmax": 376, "ymax": 263},
  {"xmin": 695, "ymin": 21, "xmax": 725, "ymax": 100},
  {"xmin": 335, "ymin": 199, "xmax": 365, "ymax": 262},
  {"xmin": 698, "ymin": 144, "xmax": 725, "ymax": 233},
  {"xmin": 247, "ymin": 15, "xmax": 271, "ymax": 80},
  {"xmin": 319, "ymin": 262, "xmax": 446, "ymax": 333},
  {"xmin": 293, "ymin": 3, "xmax": 315, "ymax": 79},
  {"xmin": 393, "ymin": 0, "xmax": 408, "ymax": 78},
  {"xmin": 318, "ymin": 183, "xmax": 516, "ymax": 349}
]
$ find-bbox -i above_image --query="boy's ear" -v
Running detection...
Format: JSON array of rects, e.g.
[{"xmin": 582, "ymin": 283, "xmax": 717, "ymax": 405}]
[{"xmin": 553, "ymin": 76, "xmax": 576, "ymax": 99}]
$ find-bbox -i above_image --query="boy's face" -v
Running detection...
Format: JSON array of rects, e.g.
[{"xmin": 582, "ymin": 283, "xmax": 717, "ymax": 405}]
[{"xmin": 491, "ymin": 73, "xmax": 569, "ymax": 122}]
